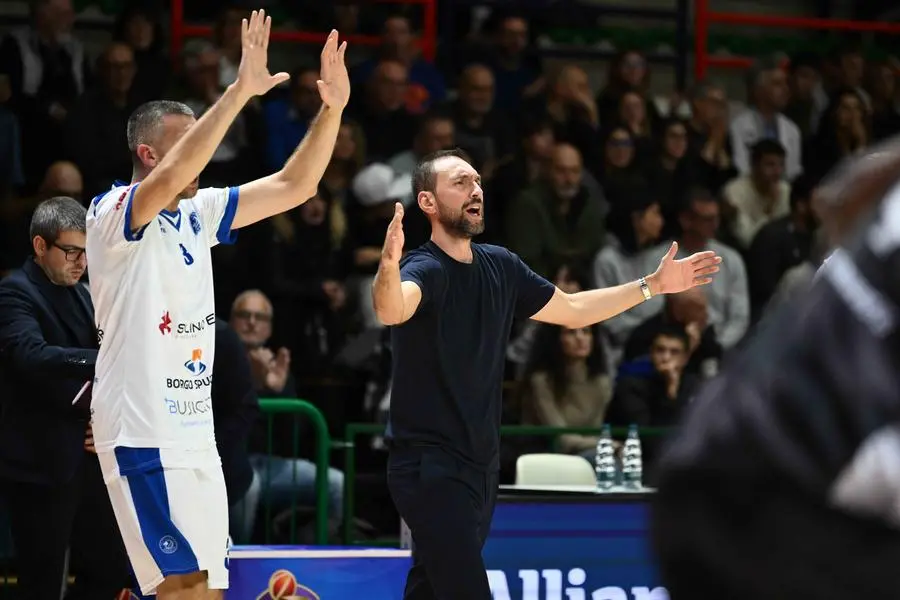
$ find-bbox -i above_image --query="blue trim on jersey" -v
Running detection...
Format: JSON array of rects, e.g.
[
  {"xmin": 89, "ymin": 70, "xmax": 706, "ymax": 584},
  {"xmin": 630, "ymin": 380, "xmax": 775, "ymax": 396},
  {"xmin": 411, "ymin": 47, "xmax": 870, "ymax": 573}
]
[
  {"xmin": 123, "ymin": 185, "xmax": 148, "ymax": 242},
  {"xmin": 159, "ymin": 208, "xmax": 182, "ymax": 231},
  {"xmin": 216, "ymin": 187, "xmax": 239, "ymax": 245},
  {"xmin": 114, "ymin": 448, "xmax": 201, "ymax": 578}
]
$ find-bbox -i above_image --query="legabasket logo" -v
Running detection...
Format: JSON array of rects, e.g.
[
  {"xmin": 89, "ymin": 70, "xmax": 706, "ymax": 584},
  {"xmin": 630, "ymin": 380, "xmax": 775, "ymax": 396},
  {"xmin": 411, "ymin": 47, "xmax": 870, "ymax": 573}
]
[
  {"xmin": 166, "ymin": 349, "xmax": 212, "ymax": 391},
  {"xmin": 488, "ymin": 569, "xmax": 669, "ymax": 600},
  {"xmin": 256, "ymin": 569, "xmax": 319, "ymax": 600},
  {"xmin": 159, "ymin": 311, "xmax": 215, "ymax": 338}
]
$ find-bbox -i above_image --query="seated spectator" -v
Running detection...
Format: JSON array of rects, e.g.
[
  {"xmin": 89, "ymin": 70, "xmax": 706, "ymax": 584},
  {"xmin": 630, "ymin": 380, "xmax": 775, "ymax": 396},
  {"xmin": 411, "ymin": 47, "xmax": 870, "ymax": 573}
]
[
  {"xmin": 805, "ymin": 87, "xmax": 869, "ymax": 181},
  {"xmin": 623, "ymin": 288, "xmax": 723, "ymax": 380},
  {"xmin": 618, "ymin": 89, "xmax": 655, "ymax": 160},
  {"xmin": 674, "ymin": 188, "xmax": 749, "ymax": 349},
  {"xmin": 386, "ymin": 111, "xmax": 455, "ymax": 208},
  {"xmin": 596, "ymin": 50, "xmax": 661, "ymax": 133},
  {"xmin": 63, "ymin": 42, "xmax": 137, "ymax": 199},
  {"xmin": 519, "ymin": 324, "xmax": 613, "ymax": 462},
  {"xmin": 648, "ymin": 118, "xmax": 694, "ymax": 234},
  {"xmin": 226, "ymin": 292, "xmax": 345, "ymax": 543},
  {"xmin": 722, "ymin": 139, "xmax": 791, "ymax": 250},
  {"xmin": 598, "ymin": 124, "xmax": 645, "ymax": 207},
  {"xmin": 593, "ymin": 191, "xmax": 666, "ymax": 365},
  {"xmin": 112, "ymin": 5, "xmax": 170, "ymax": 104},
  {"xmin": 868, "ymin": 61, "xmax": 900, "ymax": 141},
  {"xmin": 351, "ymin": 14, "xmax": 446, "ymax": 112},
  {"xmin": 730, "ymin": 57, "xmax": 802, "ymax": 181},
  {"xmin": 230, "ymin": 290, "xmax": 297, "ymax": 399},
  {"xmin": 505, "ymin": 143, "xmax": 607, "ymax": 278},
  {"xmin": 348, "ymin": 163, "xmax": 412, "ymax": 328},
  {"xmin": 320, "ymin": 120, "xmax": 366, "ymax": 206},
  {"xmin": 488, "ymin": 117, "xmax": 555, "ymax": 242},
  {"xmin": 262, "ymin": 187, "xmax": 359, "ymax": 377},
  {"xmin": 348, "ymin": 59, "xmax": 417, "ymax": 161},
  {"xmin": 747, "ymin": 175, "xmax": 817, "ymax": 320},
  {"xmin": 262, "ymin": 67, "xmax": 323, "ymax": 173},
  {"xmin": 0, "ymin": 0, "xmax": 90, "ymax": 189},
  {"xmin": 446, "ymin": 63, "xmax": 516, "ymax": 178},
  {"xmin": 522, "ymin": 65, "xmax": 602, "ymax": 175},
  {"xmin": 684, "ymin": 81, "xmax": 736, "ymax": 195},
  {"xmin": 607, "ymin": 326, "xmax": 700, "ymax": 475},
  {"xmin": 784, "ymin": 52, "xmax": 822, "ymax": 138}
]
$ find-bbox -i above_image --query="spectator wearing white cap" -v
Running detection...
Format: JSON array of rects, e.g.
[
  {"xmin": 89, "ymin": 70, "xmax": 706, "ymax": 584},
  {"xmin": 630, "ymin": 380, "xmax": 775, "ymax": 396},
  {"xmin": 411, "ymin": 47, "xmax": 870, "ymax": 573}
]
[{"xmin": 348, "ymin": 163, "xmax": 413, "ymax": 328}]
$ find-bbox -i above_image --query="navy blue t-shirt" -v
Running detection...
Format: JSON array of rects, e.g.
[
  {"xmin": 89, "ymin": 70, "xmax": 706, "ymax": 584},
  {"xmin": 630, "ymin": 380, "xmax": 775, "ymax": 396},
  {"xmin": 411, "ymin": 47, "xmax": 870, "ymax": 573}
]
[{"xmin": 386, "ymin": 241, "xmax": 556, "ymax": 470}]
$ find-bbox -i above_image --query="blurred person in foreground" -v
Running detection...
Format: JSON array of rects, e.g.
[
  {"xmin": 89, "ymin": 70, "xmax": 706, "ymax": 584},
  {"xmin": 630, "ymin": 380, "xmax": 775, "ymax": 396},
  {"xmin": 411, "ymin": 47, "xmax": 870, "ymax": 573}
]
[
  {"xmin": 652, "ymin": 134, "xmax": 900, "ymax": 599},
  {"xmin": 0, "ymin": 197, "xmax": 130, "ymax": 599}
]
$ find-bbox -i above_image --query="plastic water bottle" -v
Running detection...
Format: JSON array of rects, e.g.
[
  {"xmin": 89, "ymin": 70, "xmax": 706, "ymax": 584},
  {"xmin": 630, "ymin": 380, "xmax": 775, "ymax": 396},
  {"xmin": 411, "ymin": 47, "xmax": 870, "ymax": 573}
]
[
  {"xmin": 622, "ymin": 424, "xmax": 643, "ymax": 490},
  {"xmin": 594, "ymin": 424, "xmax": 616, "ymax": 490}
]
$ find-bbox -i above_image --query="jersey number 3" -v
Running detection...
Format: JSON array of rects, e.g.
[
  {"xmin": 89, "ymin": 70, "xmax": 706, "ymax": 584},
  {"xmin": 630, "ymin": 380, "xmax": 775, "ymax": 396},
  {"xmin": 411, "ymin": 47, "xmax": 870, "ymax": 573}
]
[{"xmin": 179, "ymin": 243, "xmax": 194, "ymax": 266}]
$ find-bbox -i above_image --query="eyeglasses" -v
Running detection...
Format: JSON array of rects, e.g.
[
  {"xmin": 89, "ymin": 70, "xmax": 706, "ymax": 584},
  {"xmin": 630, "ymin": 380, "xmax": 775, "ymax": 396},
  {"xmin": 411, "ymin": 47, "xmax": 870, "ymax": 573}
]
[
  {"xmin": 52, "ymin": 242, "xmax": 86, "ymax": 262},
  {"xmin": 233, "ymin": 309, "xmax": 272, "ymax": 323}
]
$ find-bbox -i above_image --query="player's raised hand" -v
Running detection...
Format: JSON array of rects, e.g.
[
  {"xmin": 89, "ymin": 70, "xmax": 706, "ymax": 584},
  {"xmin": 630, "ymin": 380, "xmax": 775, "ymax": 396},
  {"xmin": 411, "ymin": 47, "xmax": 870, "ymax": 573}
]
[
  {"xmin": 235, "ymin": 9, "xmax": 290, "ymax": 98},
  {"xmin": 651, "ymin": 242, "xmax": 722, "ymax": 295},
  {"xmin": 317, "ymin": 30, "xmax": 350, "ymax": 110},
  {"xmin": 382, "ymin": 202, "xmax": 405, "ymax": 265}
]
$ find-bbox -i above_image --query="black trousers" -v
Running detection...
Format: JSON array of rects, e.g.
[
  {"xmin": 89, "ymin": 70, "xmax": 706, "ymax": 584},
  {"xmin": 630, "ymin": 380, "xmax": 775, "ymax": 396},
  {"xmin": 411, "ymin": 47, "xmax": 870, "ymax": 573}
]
[
  {"xmin": 652, "ymin": 475, "xmax": 900, "ymax": 599},
  {"xmin": 1, "ymin": 453, "xmax": 131, "ymax": 600},
  {"xmin": 387, "ymin": 445, "xmax": 498, "ymax": 600}
]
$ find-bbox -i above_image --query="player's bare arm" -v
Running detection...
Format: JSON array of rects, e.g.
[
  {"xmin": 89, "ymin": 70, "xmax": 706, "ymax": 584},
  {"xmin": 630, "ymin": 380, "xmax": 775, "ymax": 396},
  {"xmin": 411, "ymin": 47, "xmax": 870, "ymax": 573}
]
[
  {"xmin": 531, "ymin": 241, "xmax": 721, "ymax": 329},
  {"xmin": 233, "ymin": 29, "xmax": 350, "ymax": 229},
  {"xmin": 130, "ymin": 10, "xmax": 287, "ymax": 231},
  {"xmin": 373, "ymin": 202, "xmax": 423, "ymax": 326}
]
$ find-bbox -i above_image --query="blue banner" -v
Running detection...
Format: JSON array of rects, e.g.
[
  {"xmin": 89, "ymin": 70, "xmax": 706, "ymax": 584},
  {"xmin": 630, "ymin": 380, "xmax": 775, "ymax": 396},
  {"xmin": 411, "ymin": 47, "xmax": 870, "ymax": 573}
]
[
  {"xmin": 225, "ymin": 496, "xmax": 666, "ymax": 599},
  {"xmin": 227, "ymin": 547, "xmax": 411, "ymax": 599},
  {"xmin": 484, "ymin": 498, "xmax": 668, "ymax": 600}
]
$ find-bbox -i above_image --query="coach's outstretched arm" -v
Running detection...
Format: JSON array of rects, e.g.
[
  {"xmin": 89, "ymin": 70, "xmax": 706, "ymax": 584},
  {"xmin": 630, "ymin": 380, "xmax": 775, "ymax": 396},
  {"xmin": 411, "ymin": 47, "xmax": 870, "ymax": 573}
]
[
  {"xmin": 232, "ymin": 30, "xmax": 350, "ymax": 229},
  {"xmin": 130, "ymin": 10, "xmax": 288, "ymax": 230},
  {"xmin": 373, "ymin": 203, "xmax": 423, "ymax": 326},
  {"xmin": 531, "ymin": 242, "xmax": 722, "ymax": 329}
]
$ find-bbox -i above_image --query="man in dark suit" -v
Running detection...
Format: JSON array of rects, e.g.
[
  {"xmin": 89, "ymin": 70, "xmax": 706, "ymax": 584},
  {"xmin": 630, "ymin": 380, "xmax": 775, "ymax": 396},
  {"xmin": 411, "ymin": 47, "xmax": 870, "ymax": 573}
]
[{"xmin": 0, "ymin": 196, "xmax": 130, "ymax": 599}]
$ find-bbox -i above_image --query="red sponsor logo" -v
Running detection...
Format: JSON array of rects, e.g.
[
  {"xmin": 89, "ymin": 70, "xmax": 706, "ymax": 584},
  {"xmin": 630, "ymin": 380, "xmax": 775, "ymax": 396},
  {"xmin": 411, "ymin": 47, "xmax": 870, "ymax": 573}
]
[{"xmin": 159, "ymin": 311, "xmax": 172, "ymax": 335}]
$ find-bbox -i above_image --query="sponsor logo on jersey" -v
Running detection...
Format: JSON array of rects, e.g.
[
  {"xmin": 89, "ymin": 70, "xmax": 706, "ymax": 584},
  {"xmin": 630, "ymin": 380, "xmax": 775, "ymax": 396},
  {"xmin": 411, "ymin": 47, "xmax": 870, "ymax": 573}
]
[
  {"xmin": 165, "ymin": 396, "xmax": 212, "ymax": 416},
  {"xmin": 185, "ymin": 348, "xmax": 207, "ymax": 375},
  {"xmin": 256, "ymin": 569, "xmax": 319, "ymax": 600},
  {"xmin": 158, "ymin": 312, "xmax": 215, "ymax": 337}
]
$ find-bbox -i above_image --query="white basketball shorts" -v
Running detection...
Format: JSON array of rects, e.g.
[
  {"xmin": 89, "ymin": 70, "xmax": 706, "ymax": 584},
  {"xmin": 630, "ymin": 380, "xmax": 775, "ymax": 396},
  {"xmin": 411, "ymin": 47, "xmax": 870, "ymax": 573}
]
[{"xmin": 98, "ymin": 447, "xmax": 230, "ymax": 596}]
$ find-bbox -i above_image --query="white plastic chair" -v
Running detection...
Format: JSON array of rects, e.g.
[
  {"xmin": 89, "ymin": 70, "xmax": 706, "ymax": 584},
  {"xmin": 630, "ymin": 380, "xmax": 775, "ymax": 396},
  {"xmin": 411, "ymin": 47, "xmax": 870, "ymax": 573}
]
[{"xmin": 514, "ymin": 453, "xmax": 597, "ymax": 487}]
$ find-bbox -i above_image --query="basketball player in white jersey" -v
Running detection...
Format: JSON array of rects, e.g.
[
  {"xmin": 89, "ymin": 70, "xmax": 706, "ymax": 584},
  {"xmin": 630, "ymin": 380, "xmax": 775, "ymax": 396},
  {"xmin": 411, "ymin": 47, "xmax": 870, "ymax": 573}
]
[{"xmin": 84, "ymin": 11, "xmax": 349, "ymax": 598}]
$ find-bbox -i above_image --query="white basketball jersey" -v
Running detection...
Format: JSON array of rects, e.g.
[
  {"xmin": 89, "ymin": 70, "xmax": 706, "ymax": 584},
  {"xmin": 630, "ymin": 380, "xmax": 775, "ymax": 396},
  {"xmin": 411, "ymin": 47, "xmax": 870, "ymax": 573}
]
[{"xmin": 86, "ymin": 182, "xmax": 239, "ymax": 472}]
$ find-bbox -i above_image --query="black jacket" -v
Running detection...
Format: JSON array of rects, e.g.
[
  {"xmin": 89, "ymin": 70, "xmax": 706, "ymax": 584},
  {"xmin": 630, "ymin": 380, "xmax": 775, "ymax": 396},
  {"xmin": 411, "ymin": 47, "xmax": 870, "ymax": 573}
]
[{"xmin": 0, "ymin": 259, "xmax": 97, "ymax": 485}]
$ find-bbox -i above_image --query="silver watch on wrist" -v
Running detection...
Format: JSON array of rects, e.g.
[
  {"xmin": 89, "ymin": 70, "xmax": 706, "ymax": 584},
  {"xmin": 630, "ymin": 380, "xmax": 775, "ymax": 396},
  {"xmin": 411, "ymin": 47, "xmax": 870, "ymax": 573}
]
[{"xmin": 638, "ymin": 276, "xmax": 652, "ymax": 301}]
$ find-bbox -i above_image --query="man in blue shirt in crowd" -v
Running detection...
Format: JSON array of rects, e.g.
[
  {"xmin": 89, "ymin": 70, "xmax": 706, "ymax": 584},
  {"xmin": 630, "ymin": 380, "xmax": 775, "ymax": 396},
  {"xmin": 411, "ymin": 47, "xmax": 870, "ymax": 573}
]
[{"xmin": 371, "ymin": 148, "xmax": 721, "ymax": 599}]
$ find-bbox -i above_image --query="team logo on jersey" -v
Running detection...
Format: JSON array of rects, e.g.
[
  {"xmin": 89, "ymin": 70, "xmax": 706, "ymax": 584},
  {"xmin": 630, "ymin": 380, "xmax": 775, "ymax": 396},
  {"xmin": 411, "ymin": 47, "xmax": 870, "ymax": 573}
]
[
  {"xmin": 190, "ymin": 212, "xmax": 202, "ymax": 235},
  {"xmin": 256, "ymin": 569, "xmax": 319, "ymax": 600},
  {"xmin": 159, "ymin": 311, "xmax": 172, "ymax": 334},
  {"xmin": 158, "ymin": 535, "xmax": 178, "ymax": 555},
  {"xmin": 184, "ymin": 349, "xmax": 207, "ymax": 375}
]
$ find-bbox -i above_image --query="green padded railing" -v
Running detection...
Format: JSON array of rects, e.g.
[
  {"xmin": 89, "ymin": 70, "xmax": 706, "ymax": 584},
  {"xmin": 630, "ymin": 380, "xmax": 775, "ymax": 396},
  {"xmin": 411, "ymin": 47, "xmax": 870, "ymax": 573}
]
[
  {"xmin": 258, "ymin": 398, "xmax": 331, "ymax": 546},
  {"xmin": 341, "ymin": 423, "xmax": 672, "ymax": 545}
]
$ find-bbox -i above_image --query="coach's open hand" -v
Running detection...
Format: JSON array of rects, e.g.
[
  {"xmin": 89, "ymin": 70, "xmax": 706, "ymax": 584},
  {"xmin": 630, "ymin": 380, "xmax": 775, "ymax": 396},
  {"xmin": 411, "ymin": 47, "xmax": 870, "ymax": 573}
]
[
  {"xmin": 317, "ymin": 30, "xmax": 350, "ymax": 110},
  {"xmin": 235, "ymin": 9, "xmax": 290, "ymax": 97},
  {"xmin": 651, "ymin": 241, "xmax": 721, "ymax": 295},
  {"xmin": 382, "ymin": 202, "xmax": 405, "ymax": 264}
]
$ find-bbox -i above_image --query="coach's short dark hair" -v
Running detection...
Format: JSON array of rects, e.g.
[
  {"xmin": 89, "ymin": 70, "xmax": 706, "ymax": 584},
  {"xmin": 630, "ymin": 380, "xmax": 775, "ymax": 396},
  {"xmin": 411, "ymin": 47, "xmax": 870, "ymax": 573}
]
[
  {"xmin": 412, "ymin": 148, "xmax": 473, "ymax": 196},
  {"xmin": 29, "ymin": 196, "xmax": 86, "ymax": 248},
  {"xmin": 126, "ymin": 100, "xmax": 195, "ymax": 163}
]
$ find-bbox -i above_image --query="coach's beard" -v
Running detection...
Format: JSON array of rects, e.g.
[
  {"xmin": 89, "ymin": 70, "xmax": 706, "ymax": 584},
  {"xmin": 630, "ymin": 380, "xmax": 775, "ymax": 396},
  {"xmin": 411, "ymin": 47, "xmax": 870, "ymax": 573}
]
[{"xmin": 436, "ymin": 198, "xmax": 485, "ymax": 239}]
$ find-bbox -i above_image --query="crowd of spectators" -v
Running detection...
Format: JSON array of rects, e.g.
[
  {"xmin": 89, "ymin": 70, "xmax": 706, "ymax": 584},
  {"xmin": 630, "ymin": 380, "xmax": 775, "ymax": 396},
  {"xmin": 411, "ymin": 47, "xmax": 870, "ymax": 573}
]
[{"xmin": 2, "ymin": 0, "xmax": 900, "ymax": 539}]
